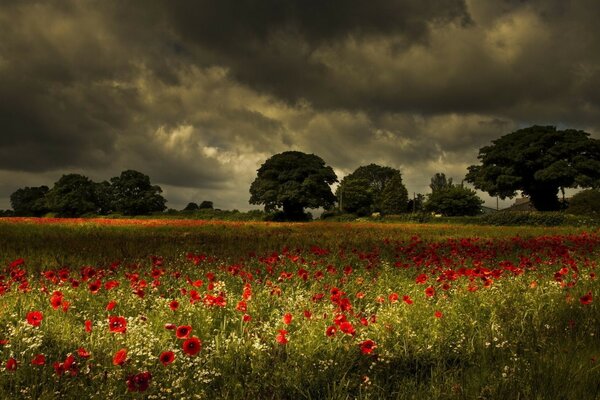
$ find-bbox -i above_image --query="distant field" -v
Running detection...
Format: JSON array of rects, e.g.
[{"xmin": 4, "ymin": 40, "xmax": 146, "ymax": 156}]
[{"xmin": 0, "ymin": 218, "xmax": 598, "ymax": 399}]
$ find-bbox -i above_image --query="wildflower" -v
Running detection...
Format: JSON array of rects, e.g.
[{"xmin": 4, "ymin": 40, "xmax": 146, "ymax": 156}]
[
  {"xmin": 85, "ymin": 320, "xmax": 93, "ymax": 333},
  {"xmin": 169, "ymin": 300, "xmax": 179, "ymax": 311},
  {"xmin": 435, "ymin": 310, "xmax": 444, "ymax": 318},
  {"xmin": 326, "ymin": 325, "xmax": 337, "ymax": 337},
  {"xmin": 113, "ymin": 348, "xmax": 128, "ymax": 366},
  {"xmin": 580, "ymin": 291, "xmax": 593, "ymax": 305},
  {"xmin": 31, "ymin": 354, "xmax": 46, "ymax": 366},
  {"xmin": 106, "ymin": 301, "xmax": 117, "ymax": 311},
  {"xmin": 126, "ymin": 371, "xmax": 152, "ymax": 392},
  {"xmin": 425, "ymin": 286, "xmax": 435, "ymax": 297},
  {"xmin": 403, "ymin": 295, "xmax": 413, "ymax": 305},
  {"xmin": 6, "ymin": 357, "xmax": 17, "ymax": 371},
  {"xmin": 108, "ymin": 316, "xmax": 127, "ymax": 333},
  {"xmin": 360, "ymin": 340, "xmax": 376, "ymax": 355},
  {"xmin": 26, "ymin": 311, "xmax": 43, "ymax": 327},
  {"xmin": 283, "ymin": 313, "xmax": 293, "ymax": 325},
  {"xmin": 77, "ymin": 348, "xmax": 91, "ymax": 358},
  {"xmin": 276, "ymin": 329, "xmax": 288, "ymax": 345},
  {"xmin": 339, "ymin": 321, "xmax": 355, "ymax": 336},
  {"xmin": 176, "ymin": 325, "xmax": 192, "ymax": 339},
  {"xmin": 159, "ymin": 351, "xmax": 175, "ymax": 366},
  {"xmin": 182, "ymin": 337, "xmax": 202, "ymax": 356}
]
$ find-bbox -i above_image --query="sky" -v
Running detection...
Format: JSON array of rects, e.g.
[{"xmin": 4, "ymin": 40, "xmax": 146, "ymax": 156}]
[{"xmin": 1, "ymin": 0, "xmax": 600, "ymax": 212}]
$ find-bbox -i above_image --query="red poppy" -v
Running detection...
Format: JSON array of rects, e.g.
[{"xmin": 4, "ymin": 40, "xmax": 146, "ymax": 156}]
[
  {"xmin": 6, "ymin": 357, "xmax": 17, "ymax": 371},
  {"xmin": 164, "ymin": 323, "xmax": 176, "ymax": 330},
  {"xmin": 243, "ymin": 314, "xmax": 252, "ymax": 322},
  {"xmin": 126, "ymin": 371, "xmax": 152, "ymax": 392},
  {"xmin": 50, "ymin": 291, "xmax": 63, "ymax": 310},
  {"xmin": 580, "ymin": 291, "xmax": 593, "ymax": 305},
  {"xmin": 31, "ymin": 354, "xmax": 46, "ymax": 366},
  {"xmin": 169, "ymin": 300, "xmax": 179, "ymax": 311},
  {"xmin": 434, "ymin": 310, "xmax": 443, "ymax": 318},
  {"xmin": 403, "ymin": 295, "xmax": 413, "ymax": 305},
  {"xmin": 389, "ymin": 293, "xmax": 399, "ymax": 303},
  {"xmin": 176, "ymin": 325, "xmax": 192, "ymax": 339},
  {"xmin": 0, "ymin": 340, "xmax": 8, "ymax": 346},
  {"xmin": 326, "ymin": 325, "xmax": 337, "ymax": 337},
  {"xmin": 360, "ymin": 339, "xmax": 376, "ymax": 355},
  {"xmin": 113, "ymin": 348, "xmax": 128, "ymax": 366},
  {"xmin": 108, "ymin": 316, "xmax": 127, "ymax": 333},
  {"xmin": 283, "ymin": 313, "xmax": 293, "ymax": 325},
  {"xmin": 425, "ymin": 286, "xmax": 435, "ymax": 297},
  {"xmin": 77, "ymin": 348, "xmax": 91, "ymax": 358},
  {"xmin": 339, "ymin": 321, "xmax": 355, "ymax": 336},
  {"xmin": 276, "ymin": 329, "xmax": 288, "ymax": 345},
  {"xmin": 236, "ymin": 301, "xmax": 247, "ymax": 312},
  {"xmin": 26, "ymin": 311, "xmax": 43, "ymax": 327},
  {"xmin": 85, "ymin": 320, "xmax": 93, "ymax": 333},
  {"xmin": 88, "ymin": 279, "xmax": 101, "ymax": 294},
  {"xmin": 159, "ymin": 351, "xmax": 175, "ymax": 366},
  {"xmin": 106, "ymin": 301, "xmax": 117, "ymax": 311},
  {"xmin": 415, "ymin": 274, "xmax": 428, "ymax": 284},
  {"xmin": 303, "ymin": 310, "xmax": 312, "ymax": 319},
  {"xmin": 182, "ymin": 337, "xmax": 202, "ymax": 356}
]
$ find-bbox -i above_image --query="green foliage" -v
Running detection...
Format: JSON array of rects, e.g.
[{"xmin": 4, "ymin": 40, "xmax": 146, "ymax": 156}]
[
  {"xmin": 337, "ymin": 164, "xmax": 408, "ymax": 215},
  {"xmin": 429, "ymin": 173, "xmax": 453, "ymax": 193},
  {"xmin": 466, "ymin": 125, "xmax": 600, "ymax": 211},
  {"xmin": 567, "ymin": 189, "xmax": 600, "ymax": 215},
  {"xmin": 249, "ymin": 151, "xmax": 337, "ymax": 220},
  {"xmin": 45, "ymin": 174, "xmax": 102, "ymax": 217},
  {"xmin": 109, "ymin": 170, "xmax": 167, "ymax": 216},
  {"xmin": 183, "ymin": 202, "xmax": 199, "ymax": 211},
  {"xmin": 478, "ymin": 211, "xmax": 597, "ymax": 226},
  {"xmin": 199, "ymin": 200, "xmax": 214, "ymax": 209},
  {"xmin": 425, "ymin": 185, "xmax": 483, "ymax": 216},
  {"xmin": 9, "ymin": 186, "xmax": 50, "ymax": 216}
]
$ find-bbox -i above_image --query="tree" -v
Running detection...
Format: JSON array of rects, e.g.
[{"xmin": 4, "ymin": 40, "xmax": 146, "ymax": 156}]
[
  {"xmin": 183, "ymin": 202, "xmax": 199, "ymax": 211},
  {"xmin": 430, "ymin": 173, "xmax": 453, "ymax": 193},
  {"xmin": 567, "ymin": 189, "xmax": 600, "ymax": 215},
  {"xmin": 46, "ymin": 174, "xmax": 101, "ymax": 217},
  {"xmin": 380, "ymin": 173, "xmax": 409, "ymax": 214},
  {"xmin": 337, "ymin": 164, "xmax": 408, "ymax": 215},
  {"xmin": 466, "ymin": 126, "xmax": 600, "ymax": 211},
  {"xmin": 249, "ymin": 151, "xmax": 337, "ymax": 220},
  {"xmin": 109, "ymin": 170, "xmax": 167, "ymax": 216},
  {"xmin": 425, "ymin": 185, "xmax": 483, "ymax": 216},
  {"xmin": 199, "ymin": 200, "xmax": 214, "ymax": 209},
  {"xmin": 10, "ymin": 186, "xmax": 50, "ymax": 216}
]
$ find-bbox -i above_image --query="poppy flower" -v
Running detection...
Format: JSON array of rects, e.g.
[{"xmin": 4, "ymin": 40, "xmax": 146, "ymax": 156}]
[
  {"xmin": 580, "ymin": 291, "xmax": 593, "ymax": 305},
  {"xmin": 325, "ymin": 325, "xmax": 337, "ymax": 337},
  {"xmin": 31, "ymin": 354, "xmax": 46, "ymax": 366},
  {"xmin": 425, "ymin": 286, "xmax": 435, "ymax": 297},
  {"xmin": 6, "ymin": 357, "xmax": 17, "ymax": 371},
  {"xmin": 126, "ymin": 371, "xmax": 152, "ymax": 392},
  {"xmin": 176, "ymin": 325, "xmax": 192, "ymax": 339},
  {"xmin": 106, "ymin": 301, "xmax": 117, "ymax": 311},
  {"xmin": 85, "ymin": 320, "xmax": 93, "ymax": 333},
  {"xmin": 236, "ymin": 301, "xmax": 247, "ymax": 312},
  {"xmin": 108, "ymin": 316, "xmax": 127, "ymax": 333},
  {"xmin": 339, "ymin": 321, "xmax": 355, "ymax": 336},
  {"xmin": 389, "ymin": 293, "xmax": 399, "ymax": 303},
  {"xmin": 169, "ymin": 300, "xmax": 179, "ymax": 311},
  {"xmin": 113, "ymin": 348, "xmax": 128, "ymax": 366},
  {"xmin": 434, "ymin": 310, "xmax": 444, "ymax": 318},
  {"xmin": 159, "ymin": 351, "xmax": 175, "ymax": 366},
  {"xmin": 360, "ymin": 339, "xmax": 376, "ymax": 355},
  {"xmin": 243, "ymin": 314, "xmax": 252, "ymax": 322},
  {"xmin": 88, "ymin": 279, "xmax": 101, "ymax": 294},
  {"xmin": 276, "ymin": 329, "xmax": 288, "ymax": 345},
  {"xmin": 283, "ymin": 313, "xmax": 293, "ymax": 325},
  {"xmin": 182, "ymin": 337, "xmax": 202, "ymax": 356},
  {"xmin": 77, "ymin": 348, "xmax": 91, "ymax": 358},
  {"xmin": 164, "ymin": 323, "xmax": 176, "ymax": 330},
  {"xmin": 50, "ymin": 291, "xmax": 63, "ymax": 310},
  {"xmin": 26, "ymin": 311, "xmax": 43, "ymax": 327},
  {"xmin": 403, "ymin": 295, "xmax": 413, "ymax": 305}
]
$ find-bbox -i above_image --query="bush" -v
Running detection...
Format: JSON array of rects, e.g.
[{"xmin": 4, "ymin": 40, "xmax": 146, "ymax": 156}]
[
  {"xmin": 478, "ymin": 211, "xmax": 598, "ymax": 227},
  {"xmin": 567, "ymin": 190, "xmax": 600, "ymax": 215}
]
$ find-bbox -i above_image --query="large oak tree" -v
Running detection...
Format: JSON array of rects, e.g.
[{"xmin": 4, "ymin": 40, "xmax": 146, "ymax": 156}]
[{"xmin": 466, "ymin": 126, "xmax": 600, "ymax": 211}]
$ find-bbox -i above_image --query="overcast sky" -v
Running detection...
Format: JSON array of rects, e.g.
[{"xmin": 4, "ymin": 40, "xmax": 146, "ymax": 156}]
[{"xmin": 1, "ymin": 0, "xmax": 599, "ymax": 211}]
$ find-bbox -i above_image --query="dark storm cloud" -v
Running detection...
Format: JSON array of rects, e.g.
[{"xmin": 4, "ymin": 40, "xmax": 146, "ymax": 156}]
[{"xmin": 1, "ymin": 0, "xmax": 600, "ymax": 211}]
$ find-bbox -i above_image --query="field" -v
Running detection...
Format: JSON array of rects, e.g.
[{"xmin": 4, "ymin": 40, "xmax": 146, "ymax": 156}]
[{"xmin": 0, "ymin": 218, "xmax": 598, "ymax": 399}]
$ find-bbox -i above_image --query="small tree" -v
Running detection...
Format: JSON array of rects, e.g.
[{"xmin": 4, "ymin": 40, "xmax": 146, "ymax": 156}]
[
  {"xmin": 338, "ymin": 178, "xmax": 373, "ymax": 216},
  {"xmin": 380, "ymin": 173, "xmax": 409, "ymax": 214},
  {"xmin": 183, "ymin": 202, "xmax": 199, "ymax": 211},
  {"xmin": 10, "ymin": 186, "xmax": 50, "ymax": 216},
  {"xmin": 199, "ymin": 201, "xmax": 214, "ymax": 209},
  {"xmin": 430, "ymin": 173, "xmax": 453, "ymax": 193},
  {"xmin": 425, "ymin": 185, "xmax": 483, "ymax": 216},
  {"xmin": 249, "ymin": 151, "xmax": 337, "ymax": 220},
  {"xmin": 110, "ymin": 170, "xmax": 167, "ymax": 216}
]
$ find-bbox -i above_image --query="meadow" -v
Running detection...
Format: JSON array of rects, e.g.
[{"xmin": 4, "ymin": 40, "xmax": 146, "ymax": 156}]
[{"xmin": 0, "ymin": 218, "xmax": 598, "ymax": 399}]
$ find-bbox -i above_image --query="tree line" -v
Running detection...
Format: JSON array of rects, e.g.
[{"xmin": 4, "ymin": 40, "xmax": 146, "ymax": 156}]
[
  {"xmin": 9, "ymin": 170, "xmax": 167, "ymax": 217},
  {"xmin": 249, "ymin": 126, "xmax": 600, "ymax": 220}
]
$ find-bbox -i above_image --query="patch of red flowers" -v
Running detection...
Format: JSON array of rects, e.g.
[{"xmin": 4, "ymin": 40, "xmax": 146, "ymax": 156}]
[
  {"xmin": 182, "ymin": 337, "xmax": 202, "ymax": 356},
  {"xmin": 126, "ymin": 371, "xmax": 152, "ymax": 392},
  {"xmin": 113, "ymin": 348, "xmax": 127, "ymax": 366},
  {"xmin": 26, "ymin": 311, "xmax": 43, "ymax": 327},
  {"xmin": 360, "ymin": 339, "xmax": 376, "ymax": 355},
  {"xmin": 108, "ymin": 316, "xmax": 127, "ymax": 333},
  {"xmin": 176, "ymin": 325, "xmax": 192, "ymax": 339}
]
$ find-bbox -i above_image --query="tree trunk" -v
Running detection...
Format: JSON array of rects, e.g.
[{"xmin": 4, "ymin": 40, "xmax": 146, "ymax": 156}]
[{"xmin": 528, "ymin": 186, "xmax": 561, "ymax": 211}]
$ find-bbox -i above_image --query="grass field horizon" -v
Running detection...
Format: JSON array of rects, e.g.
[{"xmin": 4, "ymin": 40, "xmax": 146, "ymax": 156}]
[{"xmin": 0, "ymin": 218, "xmax": 598, "ymax": 399}]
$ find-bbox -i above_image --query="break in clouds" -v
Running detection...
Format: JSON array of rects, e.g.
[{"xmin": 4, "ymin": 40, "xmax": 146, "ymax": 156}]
[{"xmin": 1, "ymin": 0, "xmax": 600, "ymax": 210}]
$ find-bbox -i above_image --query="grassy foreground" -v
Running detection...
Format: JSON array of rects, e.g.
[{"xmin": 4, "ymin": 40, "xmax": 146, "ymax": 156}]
[{"xmin": 0, "ymin": 218, "xmax": 598, "ymax": 399}]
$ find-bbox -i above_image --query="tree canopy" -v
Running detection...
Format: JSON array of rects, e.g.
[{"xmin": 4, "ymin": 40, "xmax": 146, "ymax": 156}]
[
  {"xmin": 10, "ymin": 186, "xmax": 50, "ymax": 216},
  {"xmin": 337, "ymin": 164, "xmax": 408, "ymax": 215},
  {"xmin": 425, "ymin": 184, "xmax": 483, "ymax": 216},
  {"xmin": 45, "ymin": 174, "xmax": 102, "ymax": 217},
  {"xmin": 249, "ymin": 151, "xmax": 337, "ymax": 220},
  {"xmin": 109, "ymin": 170, "xmax": 167, "ymax": 215},
  {"xmin": 466, "ymin": 126, "xmax": 600, "ymax": 211}
]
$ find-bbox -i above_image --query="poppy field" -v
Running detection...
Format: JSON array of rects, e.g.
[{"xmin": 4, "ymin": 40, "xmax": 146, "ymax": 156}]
[{"xmin": 0, "ymin": 218, "xmax": 598, "ymax": 399}]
